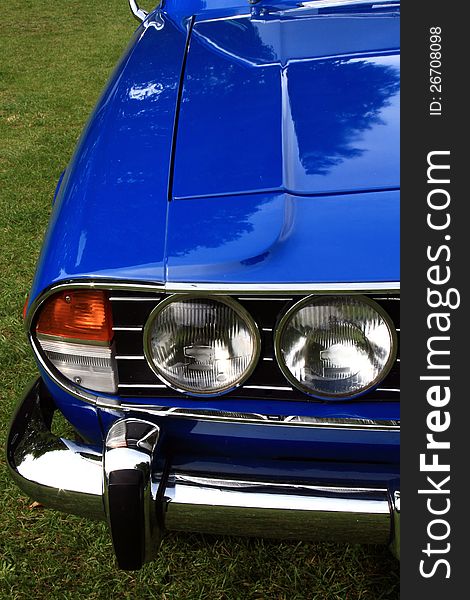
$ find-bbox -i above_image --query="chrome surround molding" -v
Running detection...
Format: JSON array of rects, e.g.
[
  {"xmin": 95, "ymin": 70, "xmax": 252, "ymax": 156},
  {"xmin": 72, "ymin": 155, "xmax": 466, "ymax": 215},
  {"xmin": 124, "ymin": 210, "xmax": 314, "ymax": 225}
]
[
  {"xmin": 274, "ymin": 294, "xmax": 398, "ymax": 399},
  {"xmin": 25, "ymin": 279, "xmax": 400, "ymax": 412},
  {"xmin": 143, "ymin": 294, "xmax": 261, "ymax": 397},
  {"xmin": 165, "ymin": 281, "xmax": 400, "ymax": 294},
  {"xmin": 25, "ymin": 280, "xmax": 400, "ymax": 326},
  {"xmin": 25, "ymin": 280, "xmax": 400, "ymax": 332}
]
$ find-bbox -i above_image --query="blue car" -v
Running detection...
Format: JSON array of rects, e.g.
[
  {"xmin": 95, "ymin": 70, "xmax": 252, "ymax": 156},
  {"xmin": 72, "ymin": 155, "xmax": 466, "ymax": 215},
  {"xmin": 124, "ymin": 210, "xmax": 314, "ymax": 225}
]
[{"xmin": 7, "ymin": 0, "xmax": 400, "ymax": 569}]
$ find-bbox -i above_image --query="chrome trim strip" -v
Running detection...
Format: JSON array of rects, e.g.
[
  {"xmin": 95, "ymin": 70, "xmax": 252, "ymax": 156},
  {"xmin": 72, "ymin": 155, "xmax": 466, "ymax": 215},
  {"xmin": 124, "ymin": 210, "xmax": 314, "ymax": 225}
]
[
  {"xmin": 165, "ymin": 282, "xmax": 400, "ymax": 294},
  {"xmin": 117, "ymin": 381, "xmax": 399, "ymax": 394},
  {"xmin": 26, "ymin": 280, "xmax": 400, "ymax": 330},
  {"xmin": 115, "ymin": 355, "xmax": 146, "ymax": 360},
  {"xmin": 300, "ymin": 0, "xmax": 398, "ymax": 9},
  {"xmin": 171, "ymin": 474, "xmax": 387, "ymax": 496},
  {"xmin": 237, "ymin": 297, "xmax": 293, "ymax": 301},
  {"xmin": 112, "ymin": 326, "xmax": 143, "ymax": 331},
  {"xmin": 25, "ymin": 280, "xmax": 399, "ymax": 406},
  {"xmin": 102, "ymin": 403, "xmax": 400, "ymax": 431},
  {"xmin": 118, "ymin": 383, "xmax": 167, "ymax": 389},
  {"xmin": 244, "ymin": 384, "xmax": 293, "ymax": 391}
]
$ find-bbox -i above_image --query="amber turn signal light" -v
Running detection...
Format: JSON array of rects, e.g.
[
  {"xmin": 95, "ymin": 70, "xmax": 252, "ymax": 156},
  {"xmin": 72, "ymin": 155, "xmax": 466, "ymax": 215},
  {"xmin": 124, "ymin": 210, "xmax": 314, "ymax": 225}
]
[{"xmin": 36, "ymin": 290, "xmax": 113, "ymax": 342}]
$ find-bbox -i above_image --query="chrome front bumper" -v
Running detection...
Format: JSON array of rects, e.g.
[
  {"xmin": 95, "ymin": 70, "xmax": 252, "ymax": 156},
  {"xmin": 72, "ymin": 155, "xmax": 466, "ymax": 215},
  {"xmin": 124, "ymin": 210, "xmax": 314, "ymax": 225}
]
[{"xmin": 7, "ymin": 379, "xmax": 400, "ymax": 569}]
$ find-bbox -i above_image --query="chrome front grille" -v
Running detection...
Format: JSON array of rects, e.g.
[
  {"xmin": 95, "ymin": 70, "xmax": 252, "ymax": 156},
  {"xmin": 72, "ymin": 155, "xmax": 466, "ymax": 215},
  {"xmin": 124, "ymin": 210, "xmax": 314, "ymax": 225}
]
[{"xmin": 111, "ymin": 292, "xmax": 400, "ymax": 402}]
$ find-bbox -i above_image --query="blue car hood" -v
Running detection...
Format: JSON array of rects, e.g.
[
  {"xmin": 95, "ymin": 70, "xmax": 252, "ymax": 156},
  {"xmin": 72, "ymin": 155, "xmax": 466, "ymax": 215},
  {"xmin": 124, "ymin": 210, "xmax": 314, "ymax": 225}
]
[
  {"xmin": 30, "ymin": 5, "xmax": 399, "ymax": 301},
  {"xmin": 173, "ymin": 7, "xmax": 399, "ymax": 198},
  {"xmin": 166, "ymin": 189, "xmax": 399, "ymax": 283}
]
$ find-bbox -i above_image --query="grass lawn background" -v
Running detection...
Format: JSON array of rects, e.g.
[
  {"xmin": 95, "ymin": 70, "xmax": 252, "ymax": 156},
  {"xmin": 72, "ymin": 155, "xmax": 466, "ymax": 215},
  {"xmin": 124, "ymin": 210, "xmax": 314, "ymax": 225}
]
[{"xmin": 0, "ymin": 2, "xmax": 399, "ymax": 598}]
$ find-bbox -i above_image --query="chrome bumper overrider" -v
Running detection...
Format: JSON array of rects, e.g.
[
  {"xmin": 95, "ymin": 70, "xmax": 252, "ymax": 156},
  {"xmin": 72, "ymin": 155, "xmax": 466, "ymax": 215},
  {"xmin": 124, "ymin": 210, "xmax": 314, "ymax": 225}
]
[{"xmin": 7, "ymin": 379, "xmax": 400, "ymax": 569}]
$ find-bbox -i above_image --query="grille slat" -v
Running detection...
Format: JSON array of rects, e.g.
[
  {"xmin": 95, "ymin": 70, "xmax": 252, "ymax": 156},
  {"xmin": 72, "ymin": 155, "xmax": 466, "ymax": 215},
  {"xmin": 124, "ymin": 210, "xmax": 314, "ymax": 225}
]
[{"xmin": 112, "ymin": 292, "xmax": 400, "ymax": 402}]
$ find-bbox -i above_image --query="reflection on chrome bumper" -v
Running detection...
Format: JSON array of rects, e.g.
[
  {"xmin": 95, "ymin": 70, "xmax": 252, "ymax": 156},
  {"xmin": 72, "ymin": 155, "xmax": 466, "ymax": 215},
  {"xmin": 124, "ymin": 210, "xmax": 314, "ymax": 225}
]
[
  {"xmin": 165, "ymin": 474, "xmax": 391, "ymax": 544},
  {"xmin": 7, "ymin": 378, "xmax": 400, "ymax": 569}
]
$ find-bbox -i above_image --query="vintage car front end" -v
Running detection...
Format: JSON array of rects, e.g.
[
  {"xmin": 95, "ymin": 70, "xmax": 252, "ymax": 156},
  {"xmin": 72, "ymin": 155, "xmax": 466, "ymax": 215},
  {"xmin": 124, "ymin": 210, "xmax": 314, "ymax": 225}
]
[{"xmin": 7, "ymin": 0, "xmax": 400, "ymax": 569}]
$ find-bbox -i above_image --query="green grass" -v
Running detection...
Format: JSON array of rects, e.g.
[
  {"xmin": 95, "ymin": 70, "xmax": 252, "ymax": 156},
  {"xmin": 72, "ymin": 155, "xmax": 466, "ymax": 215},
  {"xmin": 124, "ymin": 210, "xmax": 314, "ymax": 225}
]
[{"xmin": 0, "ymin": 2, "xmax": 399, "ymax": 598}]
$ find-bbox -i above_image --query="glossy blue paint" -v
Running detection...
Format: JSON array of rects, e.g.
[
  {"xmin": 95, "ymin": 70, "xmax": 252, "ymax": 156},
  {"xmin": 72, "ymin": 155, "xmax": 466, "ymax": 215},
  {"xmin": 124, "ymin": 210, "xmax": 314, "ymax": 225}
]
[
  {"xmin": 173, "ymin": 11, "xmax": 399, "ymax": 198},
  {"xmin": 27, "ymin": 1, "xmax": 400, "ymax": 306},
  {"xmin": 38, "ymin": 369, "xmax": 400, "ymax": 465},
  {"xmin": 97, "ymin": 405, "xmax": 399, "ymax": 464},
  {"xmin": 166, "ymin": 190, "xmax": 399, "ymax": 282},
  {"xmin": 163, "ymin": 0, "xmax": 251, "ymax": 23},
  {"xmin": 24, "ymin": 0, "xmax": 400, "ymax": 469},
  {"xmin": 40, "ymin": 364, "xmax": 400, "ymax": 463},
  {"xmin": 29, "ymin": 11, "xmax": 190, "ymax": 303}
]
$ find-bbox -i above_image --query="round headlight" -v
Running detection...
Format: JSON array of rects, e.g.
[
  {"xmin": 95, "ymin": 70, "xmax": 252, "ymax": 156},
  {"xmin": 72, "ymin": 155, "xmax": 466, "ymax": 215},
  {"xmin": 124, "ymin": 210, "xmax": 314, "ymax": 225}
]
[
  {"xmin": 275, "ymin": 295, "xmax": 396, "ymax": 399},
  {"xmin": 144, "ymin": 295, "xmax": 260, "ymax": 396}
]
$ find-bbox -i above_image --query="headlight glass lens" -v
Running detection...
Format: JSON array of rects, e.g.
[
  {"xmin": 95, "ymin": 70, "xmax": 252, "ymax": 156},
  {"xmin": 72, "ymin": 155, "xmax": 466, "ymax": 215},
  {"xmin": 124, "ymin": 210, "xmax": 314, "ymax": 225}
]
[
  {"xmin": 276, "ymin": 296, "xmax": 396, "ymax": 398},
  {"xmin": 145, "ymin": 296, "xmax": 260, "ymax": 395}
]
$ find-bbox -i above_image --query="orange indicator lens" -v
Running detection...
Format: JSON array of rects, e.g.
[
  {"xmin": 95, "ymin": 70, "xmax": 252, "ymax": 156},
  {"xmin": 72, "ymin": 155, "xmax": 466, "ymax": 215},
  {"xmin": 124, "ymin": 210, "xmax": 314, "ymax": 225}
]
[{"xmin": 36, "ymin": 290, "xmax": 113, "ymax": 342}]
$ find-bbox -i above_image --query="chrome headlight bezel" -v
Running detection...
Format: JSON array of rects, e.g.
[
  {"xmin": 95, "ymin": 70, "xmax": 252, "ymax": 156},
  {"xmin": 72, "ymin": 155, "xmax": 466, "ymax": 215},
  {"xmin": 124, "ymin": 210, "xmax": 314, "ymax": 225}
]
[
  {"xmin": 143, "ymin": 294, "xmax": 261, "ymax": 397},
  {"xmin": 274, "ymin": 294, "xmax": 397, "ymax": 400}
]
